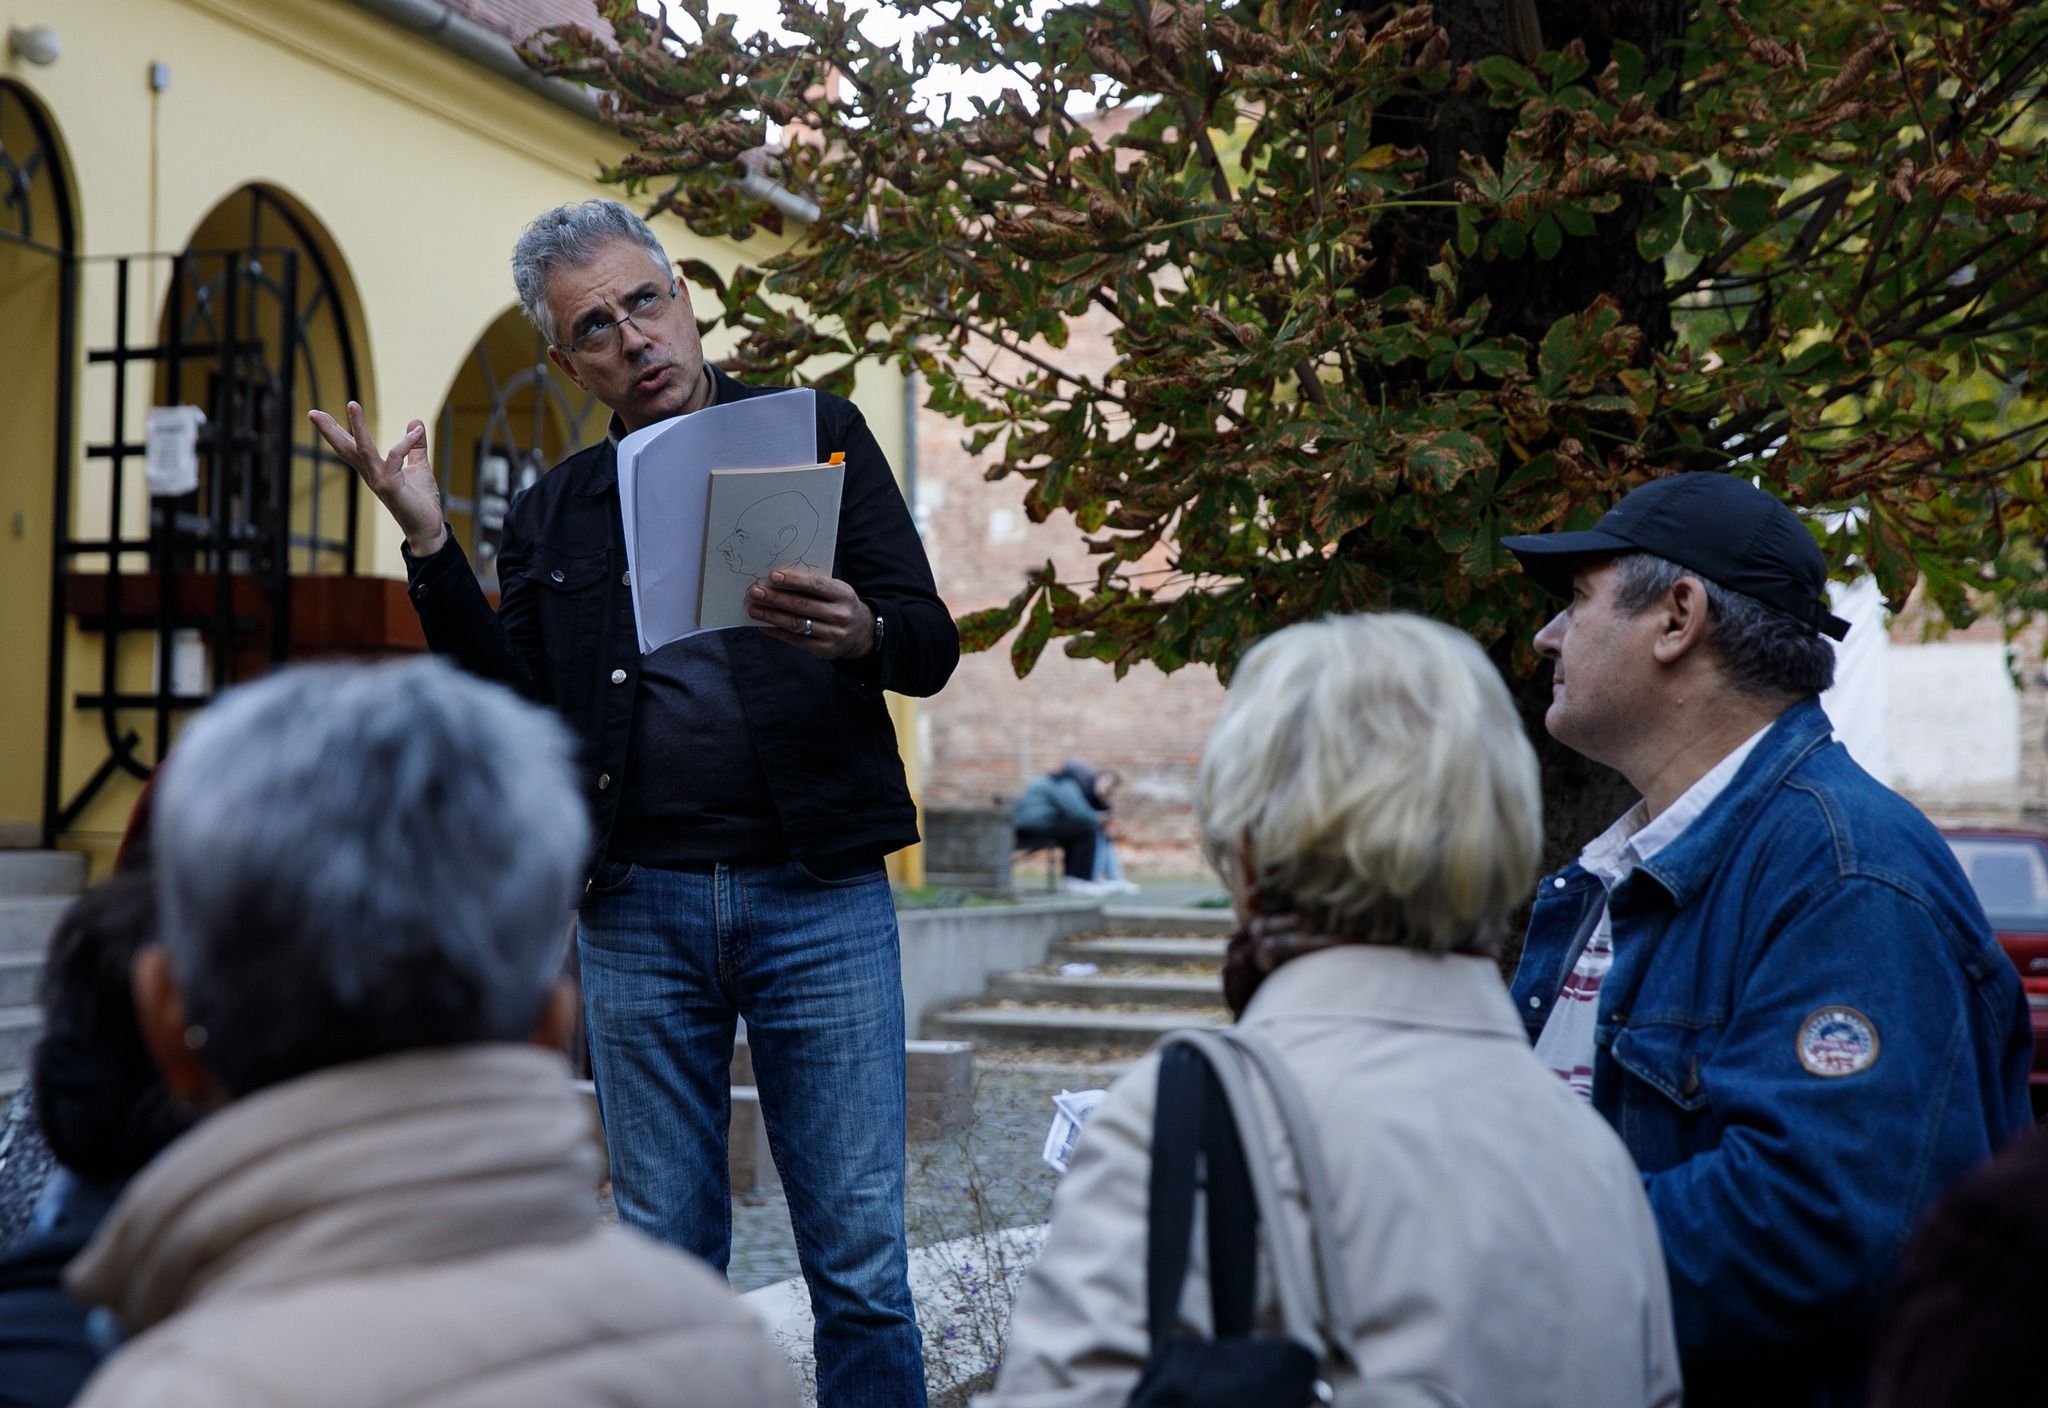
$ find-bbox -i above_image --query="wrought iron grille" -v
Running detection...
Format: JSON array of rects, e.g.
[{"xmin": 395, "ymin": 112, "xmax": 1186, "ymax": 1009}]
[{"xmin": 47, "ymin": 232, "xmax": 362, "ymax": 841}]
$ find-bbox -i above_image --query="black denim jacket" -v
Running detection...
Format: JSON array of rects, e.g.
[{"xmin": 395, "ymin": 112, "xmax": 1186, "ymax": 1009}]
[{"xmin": 402, "ymin": 366, "xmax": 959, "ymax": 864}]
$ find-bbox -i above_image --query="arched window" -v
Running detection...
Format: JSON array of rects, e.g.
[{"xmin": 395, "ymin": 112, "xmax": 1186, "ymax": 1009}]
[
  {"xmin": 433, "ymin": 308, "xmax": 603, "ymax": 588},
  {"xmin": 153, "ymin": 185, "xmax": 366, "ymax": 576}
]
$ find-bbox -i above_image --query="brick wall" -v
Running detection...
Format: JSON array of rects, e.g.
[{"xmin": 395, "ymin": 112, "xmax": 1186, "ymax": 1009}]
[{"xmin": 913, "ymin": 308, "xmax": 1225, "ymax": 875}]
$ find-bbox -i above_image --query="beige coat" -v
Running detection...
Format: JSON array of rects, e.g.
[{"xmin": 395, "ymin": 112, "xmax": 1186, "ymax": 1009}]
[
  {"xmin": 67, "ymin": 1045, "xmax": 798, "ymax": 1408},
  {"xmin": 986, "ymin": 946, "xmax": 1682, "ymax": 1408}
]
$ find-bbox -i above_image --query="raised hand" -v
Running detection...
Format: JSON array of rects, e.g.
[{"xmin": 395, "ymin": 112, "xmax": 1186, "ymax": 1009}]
[{"xmin": 308, "ymin": 400, "xmax": 448, "ymax": 556}]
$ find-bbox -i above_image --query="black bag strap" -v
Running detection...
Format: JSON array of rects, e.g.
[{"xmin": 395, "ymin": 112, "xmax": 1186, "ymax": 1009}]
[
  {"xmin": 1157, "ymin": 1030, "xmax": 1334, "ymax": 1359},
  {"xmin": 1145, "ymin": 1045, "xmax": 1263, "ymax": 1353},
  {"xmin": 1220, "ymin": 1027, "xmax": 1359, "ymax": 1369},
  {"xmin": 1144, "ymin": 1044, "xmax": 1203, "ymax": 1350},
  {"xmin": 1199, "ymin": 1051, "xmax": 1259, "ymax": 1337}
]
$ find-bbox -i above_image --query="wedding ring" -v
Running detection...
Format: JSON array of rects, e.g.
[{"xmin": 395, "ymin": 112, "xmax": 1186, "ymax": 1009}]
[{"xmin": 803, "ymin": 618, "xmax": 813, "ymax": 637}]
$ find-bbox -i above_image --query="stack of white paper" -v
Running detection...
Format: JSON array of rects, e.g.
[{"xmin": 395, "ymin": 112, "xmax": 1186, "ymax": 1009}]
[{"xmin": 616, "ymin": 388, "xmax": 817, "ymax": 653}]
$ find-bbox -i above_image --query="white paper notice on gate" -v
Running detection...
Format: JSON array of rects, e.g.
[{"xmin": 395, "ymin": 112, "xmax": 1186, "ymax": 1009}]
[{"xmin": 145, "ymin": 406, "xmax": 206, "ymax": 497}]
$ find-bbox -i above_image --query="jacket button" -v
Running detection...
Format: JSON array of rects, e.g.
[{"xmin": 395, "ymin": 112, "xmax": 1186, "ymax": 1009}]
[
  {"xmin": 551, "ymin": 568, "xmax": 566, "ymax": 583},
  {"xmin": 597, "ymin": 773, "xmax": 611, "ymax": 790},
  {"xmin": 414, "ymin": 583, "xmax": 429, "ymax": 599},
  {"xmin": 610, "ymin": 669, "xmax": 627, "ymax": 685},
  {"xmin": 1552, "ymin": 876, "xmax": 1567, "ymax": 889},
  {"xmin": 622, "ymin": 570, "xmax": 632, "ymax": 586},
  {"xmin": 1528, "ymin": 995, "xmax": 1542, "ymax": 1009}
]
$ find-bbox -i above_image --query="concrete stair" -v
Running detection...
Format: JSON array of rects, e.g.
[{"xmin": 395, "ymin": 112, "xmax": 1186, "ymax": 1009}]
[
  {"xmin": 0, "ymin": 954, "xmax": 39, "ymax": 1007},
  {"xmin": 1045, "ymin": 936, "xmax": 1227, "ymax": 972},
  {"xmin": 986, "ymin": 970, "xmax": 1225, "ymax": 1007},
  {"xmin": 0, "ymin": 851, "xmax": 90, "ymax": 1097},
  {"xmin": 924, "ymin": 914, "xmax": 1234, "ymax": 1056}
]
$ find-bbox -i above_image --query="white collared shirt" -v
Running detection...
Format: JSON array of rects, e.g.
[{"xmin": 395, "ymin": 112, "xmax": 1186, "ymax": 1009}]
[{"xmin": 1534, "ymin": 724, "xmax": 1773, "ymax": 1098}]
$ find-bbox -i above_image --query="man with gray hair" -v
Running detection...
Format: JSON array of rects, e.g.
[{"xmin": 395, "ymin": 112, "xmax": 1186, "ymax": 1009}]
[
  {"xmin": 1501, "ymin": 473, "xmax": 2032, "ymax": 1408},
  {"xmin": 64, "ymin": 658, "xmax": 799, "ymax": 1408},
  {"xmin": 309, "ymin": 200, "xmax": 950, "ymax": 1405}
]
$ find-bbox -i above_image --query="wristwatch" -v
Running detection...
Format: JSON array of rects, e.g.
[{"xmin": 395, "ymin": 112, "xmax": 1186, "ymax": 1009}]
[{"xmin": 868, "ymin": 605, "xmax": 885, "ymax": 660}]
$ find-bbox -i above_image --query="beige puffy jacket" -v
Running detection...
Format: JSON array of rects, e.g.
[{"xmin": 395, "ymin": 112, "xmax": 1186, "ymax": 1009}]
[
  {"xmin": 66, "ymin": 1045, "xmax": 798, "ymax": 1408},
  {"xmin": 984, "ymin": 946, "xmax": 1683, "ymax": 1408}
]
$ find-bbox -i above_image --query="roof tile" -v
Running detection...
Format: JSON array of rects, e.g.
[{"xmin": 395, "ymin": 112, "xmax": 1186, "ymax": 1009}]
[{"xmin": 440, "ymin": 0, "xmax": 617, "ymax": 45}]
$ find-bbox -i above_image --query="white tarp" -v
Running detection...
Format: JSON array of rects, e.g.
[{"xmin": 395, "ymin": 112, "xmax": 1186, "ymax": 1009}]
[{"xmin": 1821, "ymin": 577, "xmax": 1893, "ymax": 783}]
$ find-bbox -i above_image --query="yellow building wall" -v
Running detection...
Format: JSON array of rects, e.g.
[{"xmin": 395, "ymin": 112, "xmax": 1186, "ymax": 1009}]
[
  {"xmin": 0, "ymin": 235, "xmax": 62, "ymax": 845},
  {"xmin": 1, "ymin": 0, "xmax": 921, "ymax": 879}
]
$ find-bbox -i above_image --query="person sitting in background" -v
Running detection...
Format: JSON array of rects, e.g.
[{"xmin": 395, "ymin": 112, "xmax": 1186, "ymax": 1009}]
[
  {"xmin": 986, "ymin": 614, "xmax": 1681, "ymax": 1407},
  {"xmin": 0, "ymin": 869, "xmax": 190, "ymax": 1408},
  {"xmin": 1015, "ymin": 759, "xmax": 1129, "ymax": 896},
  {"xmin": 64, "ymin": 658, "xmax": 798, "ymax": 1408},
  {"xmin": 1085, "ymin": 769, "xmax": 1141, "ymax": 896}
]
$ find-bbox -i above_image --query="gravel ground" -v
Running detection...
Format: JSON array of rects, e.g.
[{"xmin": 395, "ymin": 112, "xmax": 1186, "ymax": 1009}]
[
  {"xmin": 729, "ymin": 1052, "xmax": 1131, "ymax": 1292},
  {"xmin": 0, "ymin": 1087, "xmax": 56, "ymax": 1250}
]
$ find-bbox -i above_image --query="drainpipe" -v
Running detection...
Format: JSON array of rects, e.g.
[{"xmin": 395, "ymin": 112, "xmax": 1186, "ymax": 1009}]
[
  {"xmin": 901, "ymin": 363, "xmax": 920, "ymax": 522},
  {"xmin": 340, "ymin": 0, "xmax": 820, "ymax": 224}
]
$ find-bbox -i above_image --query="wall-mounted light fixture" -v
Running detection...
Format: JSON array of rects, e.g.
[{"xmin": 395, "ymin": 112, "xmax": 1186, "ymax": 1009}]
[{"xmin": 7, "ymin": 24, "xmax": 62, "ymax": 66}]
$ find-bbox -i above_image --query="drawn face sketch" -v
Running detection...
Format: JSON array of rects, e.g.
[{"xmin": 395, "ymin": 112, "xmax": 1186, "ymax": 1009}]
[{"xmin": 717, "ymin": 490, "xmax": 820, "ymax": 578}]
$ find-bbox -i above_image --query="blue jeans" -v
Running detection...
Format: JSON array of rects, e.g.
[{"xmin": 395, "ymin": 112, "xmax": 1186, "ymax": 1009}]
[{"xmin": 578, "ymin": 858, "xmax": 926, "ymax": 1408}]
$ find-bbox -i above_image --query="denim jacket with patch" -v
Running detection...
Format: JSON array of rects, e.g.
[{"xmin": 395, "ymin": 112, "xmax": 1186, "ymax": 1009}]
[{"xmin": 1511, "ymin": 698, "xmax": 2033, "ymax": 1408}]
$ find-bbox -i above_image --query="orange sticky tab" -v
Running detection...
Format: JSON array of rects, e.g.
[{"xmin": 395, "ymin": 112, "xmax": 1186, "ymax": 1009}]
[{"xmin": 828, "ymin": 452, "xmax": 846, "ymax": 464}]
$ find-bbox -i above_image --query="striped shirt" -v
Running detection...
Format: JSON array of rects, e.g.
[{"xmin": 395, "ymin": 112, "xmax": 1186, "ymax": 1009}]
[{"xmin": 1535, "ymin": 726, "xmax": 1770, "ymax": 1099}]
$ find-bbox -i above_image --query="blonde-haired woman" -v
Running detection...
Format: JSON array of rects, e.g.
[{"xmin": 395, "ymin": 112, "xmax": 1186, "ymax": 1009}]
[{"xmin": 984, "ymin": 614, "xmax": 1681, "ymax": 1408}]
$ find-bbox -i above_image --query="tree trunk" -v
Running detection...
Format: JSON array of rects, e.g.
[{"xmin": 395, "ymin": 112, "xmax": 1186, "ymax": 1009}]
[{"xmin": 1370, "ymin": 0, "xmax": 1693, "ymax": 963}]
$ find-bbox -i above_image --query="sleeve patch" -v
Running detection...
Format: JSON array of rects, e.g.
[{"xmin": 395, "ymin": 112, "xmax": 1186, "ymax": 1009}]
[{"xmin": 1797, "ymin": 1006, "xmax": 1880, "ymax": 1077}]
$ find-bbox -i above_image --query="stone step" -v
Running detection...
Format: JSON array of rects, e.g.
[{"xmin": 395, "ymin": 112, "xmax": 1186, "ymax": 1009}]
[
  {"xmin": 0, "ymin": 898, "xmax": 71, "ymax": 957},
  {"xmin": 0, "ymin": 955, "xmax": 39, "ymax": 1008},
  {"xmin": 1049, "ymin": 936, "xmax": 1228, "ymax": 972},
  {"xmin": 1097, "ymin": 905, "xmax": 1235, "ymax": 938},
  {"xmin": 990, "ymin": 970, "xmax": 1223, "ymax": 1008},
  {"xmin": 925, "ymin": 1004, "xmax": 1227, "ymax": 1053},
  {"xmin": 0, "ymin": 1008, "xmax": 39, "ymax": 1073},
  {"xmin": 0, "ymin": 851, "xmax": 87, "ymax": 899}
]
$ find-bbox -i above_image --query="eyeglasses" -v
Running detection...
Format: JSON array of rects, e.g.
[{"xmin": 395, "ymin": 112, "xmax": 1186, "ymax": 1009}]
[{"xmin": 560, "ymin": 281, "xmax": 680, "ymax": 359}]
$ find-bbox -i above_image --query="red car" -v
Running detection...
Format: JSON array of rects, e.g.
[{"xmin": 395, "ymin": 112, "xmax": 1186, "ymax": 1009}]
[{"xmin": 1941, "ymin": 827, "xmax": 2048, "ymax": 1118}]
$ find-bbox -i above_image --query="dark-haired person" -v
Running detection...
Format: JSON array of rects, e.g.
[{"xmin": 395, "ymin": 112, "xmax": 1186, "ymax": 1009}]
[
  {"xmin": 0, "ymin": 869, "xmax": 189, "ymax": 1408},
  {"xmin": 1869, "ymin": 1126, "xmax": 2048, "ymax": 1407},
  {"xmin": 64, "ymin": 658, "xmax": 798, "ymax": 1408},
  {"xmin": 1500, "ymin": 473, "xmax": 2032, "ymax": 1408}
]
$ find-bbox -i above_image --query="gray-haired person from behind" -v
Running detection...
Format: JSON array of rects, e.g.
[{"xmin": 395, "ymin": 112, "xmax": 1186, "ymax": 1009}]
[
  {"xmin": 62, "ymin": 659, "xmax": 798, "ymax": 1408},
  {"xmin": 984, "ymin": 614, "xmax": 1681, "ymax": 1408}
]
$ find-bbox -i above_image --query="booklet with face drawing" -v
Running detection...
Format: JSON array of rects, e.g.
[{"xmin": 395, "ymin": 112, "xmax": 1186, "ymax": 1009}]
[
  {"xmin": 697, "ymin": 460, "xmax": 847, "ymax": 631},
  {"xmin": 614, "ymin": 387, "xmax": 818, "ymax": 653}
]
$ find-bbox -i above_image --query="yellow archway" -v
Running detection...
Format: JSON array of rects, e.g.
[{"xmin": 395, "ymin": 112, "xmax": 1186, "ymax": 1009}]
[
  {"xmin": 431, "ymin": 308, "xmax": 603, "ymax": 590},
  {"xmin": 0, "ymin": 79, "xmax": 79, "ymax": 844},
  {"xmin": 154, "ymin": 184, "xmax": 369, "ymax": 577},
  {"xmin": 46, "ymin": 184, "xmax": 373, "ymax": 856}
]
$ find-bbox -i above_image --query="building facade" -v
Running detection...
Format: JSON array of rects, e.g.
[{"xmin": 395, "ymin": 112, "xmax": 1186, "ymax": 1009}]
[{"xmin": 0, "ymin": 0, "xmax": 924, "ymax": 877}]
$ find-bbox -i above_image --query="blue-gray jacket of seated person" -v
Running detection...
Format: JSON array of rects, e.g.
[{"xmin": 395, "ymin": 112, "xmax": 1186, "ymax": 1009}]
[
  {"xmin": 401, "ymin": 365, "xmax": 958, "ymax": 866},
  {"xmin": 1510, "ymin": 697, "xmax": 2033, "ymax": 1408},
  {"xmin": 1012, "ymin": 774, "xmax": 1099, "ymax": 834}
]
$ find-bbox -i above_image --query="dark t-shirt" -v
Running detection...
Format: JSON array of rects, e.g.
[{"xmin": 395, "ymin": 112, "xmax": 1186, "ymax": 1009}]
[{"xmin": 607, "ymin": 632, "xmax": 783, "ymax": 866}]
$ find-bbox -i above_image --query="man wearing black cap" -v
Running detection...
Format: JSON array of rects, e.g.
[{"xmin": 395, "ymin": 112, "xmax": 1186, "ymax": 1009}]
[{"xmin": 1500, "ymin": 473, "xmax": 2032, "ymax": 1408}]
